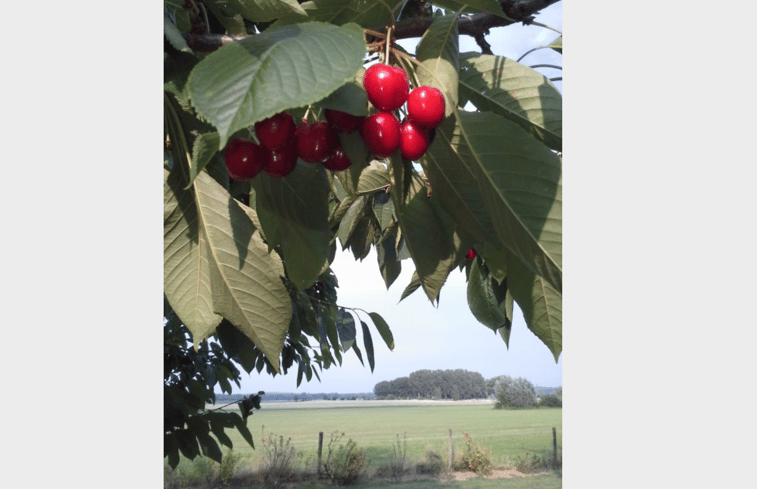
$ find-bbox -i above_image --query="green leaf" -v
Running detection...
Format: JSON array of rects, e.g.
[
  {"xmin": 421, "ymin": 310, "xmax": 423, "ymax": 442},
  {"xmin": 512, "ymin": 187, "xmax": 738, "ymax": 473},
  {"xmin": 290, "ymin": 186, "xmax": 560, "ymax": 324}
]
[
  {"xmin": 195, "ymin": 427, "xmax": 224, "ymax": 463},
  {"xmin": 399, "ymin": 271, "xmax": 421, "ymax": 302},
  {"xmin": 459, "ymin": 53, "xmax": 562, "ymax": 151},
  {"xmin": 505, "ymin": 250, "xmax": 562, "ymax": 362},
  {"xmin": 229, "ymin": 0, "xmax": 307, "ymax": 22},
  {"xmin": 188, "ymin": 22, "xmax": 366, "ymax": 149},
  {"xmin": 337, "ymin": 195, "xmax": 367, "ymax": 249},
  {"xmin": 357, "ymin": 162, "xmax": 391, "ymax": 194},
  {"xmin": 271, "ymin": 0, "xmax": 405, "ymax": 28},
  {"xmin": 252, "ymin": 164, "xmax": 332, "ymax": 289},
  {"xmin": 434, "ymin": 110, "xmax": 562, "ymax": 293},
  {"xmin": 194, "ymin": 171, "xmax": 292, "ymax": 372},
  {"xmin": 189, "ymin": 132, "xmax": 221, "ymax": 187},
  {"xmin": 368, "ymin": 312, "xmax": 394, "ymax": 351},
  {"xmin": 336, "ymin": 308, "xmax": 356, "ymax": 351},
  {"xmin": 377, "ymin": 225, "xmax": 402, "ymax": 289},
  {"xmin": 360, "ymin": 320, "xmax": 375, "ymax": 372},
  {"xmin": 164, "ymin": 13, "xmax": 193, "ymax": 54},
  {"xmin": 415, "ymin": 13, "xmax": 459, "ymax": 117},
  {"xmin": 316, "ymin": 79, "xmax": 368, "ymax": 117},
  {"xmin": 203, "ymin": 0, "xmax": 248, "ymax": 36},
  {"xmin": 549, "ymin": 35, "xmax": 562, "ymax": 54},
  {"xmin": 390, "ymin": 170, "xmax": 457, "ymax": 303},
  {"xmin": 372, "ymin": 191, "xmax": 395, "ymax": 231},
  {"xmin": 466, "ymin": 258, "xmax": 508, "ymax": 333}
]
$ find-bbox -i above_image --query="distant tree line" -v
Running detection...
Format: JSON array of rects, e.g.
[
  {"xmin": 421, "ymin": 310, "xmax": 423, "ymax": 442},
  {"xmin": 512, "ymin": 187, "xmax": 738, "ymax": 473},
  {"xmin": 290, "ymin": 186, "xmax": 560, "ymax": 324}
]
[{"xmin": 373, "ymin": 369, "xmax": 488, "ymax": 400}]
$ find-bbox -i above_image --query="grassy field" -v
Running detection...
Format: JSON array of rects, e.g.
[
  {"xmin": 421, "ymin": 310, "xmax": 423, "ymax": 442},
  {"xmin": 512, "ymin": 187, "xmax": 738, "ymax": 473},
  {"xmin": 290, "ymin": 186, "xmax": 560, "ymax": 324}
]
[{"xmin": 187, "ymin": 400, "xmax": 562, "ymax": 471}]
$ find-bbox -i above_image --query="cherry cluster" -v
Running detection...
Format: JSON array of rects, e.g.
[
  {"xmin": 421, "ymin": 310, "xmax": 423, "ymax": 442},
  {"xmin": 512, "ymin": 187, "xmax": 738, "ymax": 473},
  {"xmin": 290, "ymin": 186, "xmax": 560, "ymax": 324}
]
[
  {"xmin": 224, "ymin": 110, "xmax": 361, "ymax": 181},
  {"xmin": 361, "ymin": 63, "xmax": 445, "ymax": 161},
  {"xmin": 223, "ymin": 63, "xmax": 445, "ymax": 182}
]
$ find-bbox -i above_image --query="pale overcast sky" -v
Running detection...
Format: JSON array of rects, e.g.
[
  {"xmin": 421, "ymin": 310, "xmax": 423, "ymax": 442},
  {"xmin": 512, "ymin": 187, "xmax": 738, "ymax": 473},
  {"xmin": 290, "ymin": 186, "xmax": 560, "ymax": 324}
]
[{"xmin": 237, "ymin": 4, "xmax": 564, "ymax": 395}]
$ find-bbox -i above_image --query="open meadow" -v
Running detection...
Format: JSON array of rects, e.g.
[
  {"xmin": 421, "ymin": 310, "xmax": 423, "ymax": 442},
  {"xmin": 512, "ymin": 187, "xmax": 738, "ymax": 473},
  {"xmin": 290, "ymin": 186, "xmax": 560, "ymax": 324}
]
[{"xmin": 166, "ymin": 399, "xmax": 562, "ymax": 487}]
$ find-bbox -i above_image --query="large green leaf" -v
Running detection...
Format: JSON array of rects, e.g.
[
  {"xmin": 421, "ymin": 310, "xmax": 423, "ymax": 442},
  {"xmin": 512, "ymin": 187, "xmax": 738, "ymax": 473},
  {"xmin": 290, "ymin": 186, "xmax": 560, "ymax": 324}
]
[
  {"xmin": 389, "ymin": 163, "xmax": 457, "ymax": 303},
  {"xmin": 466, "ymin": 258, "xmax": 510, "ymax": 334},
  {"xmin": 252, "ymin": 164, "xmax": 332, "ymax": 289},
  {"xmin": 459, "ymin": 53, "xmax": 562, "ymax": 151},
  {"xmin": 357, "ymin": 162, "xmax": 391, "ymax": 194},
  {"xmin": 271, "ymin": 0, "xmax": 405, "ymax": 28},
  {"xmin": 415, "ymin": 13, "xmax": 459, "ymax": 116},
  {"xmin": 435, "ymin": 110, "xmax": 562, "ymax": 293},
  {"xmin": 164, "ymin": 168, "xmax": 223, "ymax": 344},
  {"xmin": 194, "ymin": 171, "xmax": 292, "ymax": 372},
  {"xmin": 187, "ymin": 22, "xmax": 366, "ymax": 149},
  {"xmin": 505, "ymin": 250, "xmax": 562, "ymax": 361},
  {"xmin": 229, "ymin": 0, "xmax": 307, "ymax": 22}
]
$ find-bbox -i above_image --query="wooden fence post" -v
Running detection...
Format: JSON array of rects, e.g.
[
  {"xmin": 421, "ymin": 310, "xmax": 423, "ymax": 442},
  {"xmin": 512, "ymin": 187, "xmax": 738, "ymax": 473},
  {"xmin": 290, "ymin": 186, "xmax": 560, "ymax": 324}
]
[
  {"xmin": 448, "ymin": 429, "xmax": 454, "ymax": 470},
  {"xmin": 552, "ymin": 427, "xmax": 558, "ymax": 465},
  {"xmin": 317, "ymin": 431, "xmax": 324, "ymax": 478}
]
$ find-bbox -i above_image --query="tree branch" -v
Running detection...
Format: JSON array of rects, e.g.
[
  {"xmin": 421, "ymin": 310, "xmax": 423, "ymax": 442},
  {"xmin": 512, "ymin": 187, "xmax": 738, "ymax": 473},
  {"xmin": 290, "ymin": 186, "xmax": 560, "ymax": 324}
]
[{"xmin": 182, "ymin": 0, "xmax": 561, "ymax": 52}]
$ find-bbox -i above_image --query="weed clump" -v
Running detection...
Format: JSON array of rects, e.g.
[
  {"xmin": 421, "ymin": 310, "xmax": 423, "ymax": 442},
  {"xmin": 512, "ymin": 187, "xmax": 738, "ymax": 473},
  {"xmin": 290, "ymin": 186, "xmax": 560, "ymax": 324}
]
[
  {"xmin": 323, "ymin": 431, "xmax": 370, "ymax": 486},
  {"xmin": 459, "ymin": 432, "xmax": 492, "ymax": 476}
]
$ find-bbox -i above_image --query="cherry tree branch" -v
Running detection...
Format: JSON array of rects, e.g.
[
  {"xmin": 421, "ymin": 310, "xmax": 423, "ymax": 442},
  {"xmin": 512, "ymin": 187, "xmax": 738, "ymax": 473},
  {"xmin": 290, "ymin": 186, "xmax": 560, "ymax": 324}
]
[{"xmin": 183, "ymin": 0, "xmax": 561, "ymax": 52}]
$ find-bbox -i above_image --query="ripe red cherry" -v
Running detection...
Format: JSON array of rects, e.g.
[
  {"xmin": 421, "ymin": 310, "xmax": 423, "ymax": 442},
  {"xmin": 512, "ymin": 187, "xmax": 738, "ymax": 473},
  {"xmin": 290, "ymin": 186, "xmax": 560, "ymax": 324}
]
[
  {"xmin": 363, "ymin": 63, "xmax": 409, "ymax": 112},
  {"xmin": 361, "ymin": 112, "xmax": 401, "ymax": 158},
  {"xmin": 254, "ymin": 112, "xmax": 296, "ymax": 151},
  {"xmin": 399, "ymin": 119, "xmax": 430, "ymax": 160},
  {"xmin": 296, "ymin": 121, "xmax": 339, "ymax": 163},
  {"xmin": 224, "ymin": 138, "xmax": 266, "ymax": 181},
  {"xmin": 263, "ymin": 140, "xmax": 298, "ymax": 177},
  {"xmin": 323, "ymin": 146, "xmax": 352, "ymax": 172},
  {"xmin": 407, "ymin": 86, "xmax": 446, "ymax": 128},
  {"xmin": 325, "ymin": 109, "xmax": 365, "ymax": 133},
  {"xmin": 465, "ymin": 248, "xmax": 476, "ymax": 260}
]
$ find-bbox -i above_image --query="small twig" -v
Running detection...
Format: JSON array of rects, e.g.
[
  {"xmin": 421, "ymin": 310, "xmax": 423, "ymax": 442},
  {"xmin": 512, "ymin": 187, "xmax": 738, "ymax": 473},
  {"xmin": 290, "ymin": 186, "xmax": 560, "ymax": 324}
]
[
  {"xmin": 529, "ymin": 64, "xmax": 562, "ymax": 70},
  {"xmin": 549, "ymin": 77, "xmax": 562, "ymax": 82},
  {"xmin": 474, "ymin": 32, "xmax": 493, "ymax": 55}
]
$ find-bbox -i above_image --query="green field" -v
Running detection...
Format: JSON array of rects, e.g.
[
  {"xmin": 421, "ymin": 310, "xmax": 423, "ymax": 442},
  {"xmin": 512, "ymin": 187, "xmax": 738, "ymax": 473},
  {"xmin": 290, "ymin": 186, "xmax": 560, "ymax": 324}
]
[{"xmin": 198, "ymin": 401, "xmax": 561, "ymax": 470}]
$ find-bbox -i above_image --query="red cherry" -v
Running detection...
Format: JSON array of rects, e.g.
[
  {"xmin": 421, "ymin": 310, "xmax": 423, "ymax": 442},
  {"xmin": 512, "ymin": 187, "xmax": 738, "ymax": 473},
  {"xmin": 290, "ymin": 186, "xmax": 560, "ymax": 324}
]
[
  {"xmin": 465, "ymin": 248, "xmax": 476, "ymax": 260},
  {"xmin": 323, "ymin": 146, "xmax": 352, "ymax": 172},
  {"xmin": 407, "ymin": 86, "xmax": 446, "ymax": 128},
  {"xmin": 296, "ymin": 121, "xmax": 339, "ymax": 163},
  {"xmin": 325, "ymin": 109, "xmax": 365, "ymax": 133},
  {"xmin": 363, "ymin": 64, "xmax": 409, "ymax": 112},
  {"xmin": 263, "ymin": 140, "xmax": 298, "ymax": 177},
  {"xmin": 361, "ymin": 112, "xmax": 401, "ymax": 158},
  {"xmin": 224, "ymin": 138, "xmax": 265, "ymax": 181},
  {"xmin": 254, "ymin": 112, "xmax": 296, "ymax": 151},
  {"xmin": 399, "ymin": 119, "xmax": 430, "ymax": 160}
]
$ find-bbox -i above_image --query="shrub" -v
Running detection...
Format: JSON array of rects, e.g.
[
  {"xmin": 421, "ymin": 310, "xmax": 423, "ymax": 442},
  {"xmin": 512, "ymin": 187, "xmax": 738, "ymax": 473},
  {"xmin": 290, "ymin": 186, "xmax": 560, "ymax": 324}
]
[
  {"xmin": 515, "ymin": 451, "xmax": 561, "ymax": 473},
  {"xmin": 493, "ymin": 376, "xmax": 537, "ymax": 408},
  {"xmin": 539, "ymin": 387, "xmax": 562, "ymax": 407},
  {"xmin": 459, "ymin": 432, "xmax": 492, "ymax": 476},
  {"xmin": 323, "ymin": 431, "xmax": 370, "ymax": 486},
  {"xmin": 218, "ymin": 449, "xmax": 243, "ymax": 486},
  {"xmin": 260, "ymin": 432, "xmax": 300, "ymax": 489},
  {"xmin": 389, "ymin": 433, "xmax": 407, "ymax": 482},
  {"xmin": 416, "ymin": 449, "xmax": 445, "ymax": 477}
]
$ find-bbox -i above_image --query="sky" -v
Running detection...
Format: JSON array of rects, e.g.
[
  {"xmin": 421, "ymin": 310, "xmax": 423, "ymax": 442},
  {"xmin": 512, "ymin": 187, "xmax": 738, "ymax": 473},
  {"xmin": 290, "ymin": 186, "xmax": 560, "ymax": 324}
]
[{"xmin": 237, "ymin": 3, "xmax": 564, "ymax": 395}]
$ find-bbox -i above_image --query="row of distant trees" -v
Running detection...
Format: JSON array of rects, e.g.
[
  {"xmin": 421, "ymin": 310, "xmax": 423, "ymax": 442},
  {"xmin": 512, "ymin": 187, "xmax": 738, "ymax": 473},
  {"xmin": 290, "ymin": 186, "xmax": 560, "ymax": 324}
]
[
  {"xmin": 374, "ymin": 369, "xmax": 488, "ymax": 400},
  {"xmin": 374, "ymin": 371, "xmax": 562, "ymax": 408}
]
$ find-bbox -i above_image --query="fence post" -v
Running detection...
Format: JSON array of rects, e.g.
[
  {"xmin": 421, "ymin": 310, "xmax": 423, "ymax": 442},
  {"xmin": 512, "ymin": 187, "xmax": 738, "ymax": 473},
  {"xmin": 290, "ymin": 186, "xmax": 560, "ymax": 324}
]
[
  {"xmin": 317, "ymin": 431, "xmax": 324, "ymax": 478},
  {"xmin": 448, "ymin": 429, "xmax": 454, "ymax": 470},
  {"xmin": 552, "ymin": 427, "xmax": 558, "ymax": 465}
]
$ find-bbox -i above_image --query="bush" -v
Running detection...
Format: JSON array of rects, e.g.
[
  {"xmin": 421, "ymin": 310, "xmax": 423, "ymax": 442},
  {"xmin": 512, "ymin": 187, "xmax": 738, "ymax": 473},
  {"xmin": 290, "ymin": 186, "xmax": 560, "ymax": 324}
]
[
  {"xmin": 493, "ymin": 376, "xmax": 537, "ymax": 409},
  {"xmin": 389, "ymin": 433, "xmax": 407, "ymax": 482},
  {"xmin": 539, "ymin": 387, "xmax": 562, "ymax": 407},
  {"xmin": 459, "ymin": 432, "xmax": 492, "ymax": 476},
  {"xmin": 515, "ymin": 451, "xmax": 561, "ymax": 473},
  {"xmin": 260, "ymin": 433, "xmax": 300, "ymax": 489},
  {"xmin": 323, "ymin": 431, "xmax": 370, "ymax": 486},
  {"xmin": 218, "ymin": 449, "xmax": 243, "ymax": 486},
  {"xmin": 416, "ymin": 450, "xmax": 445, "ymax": 477}
]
